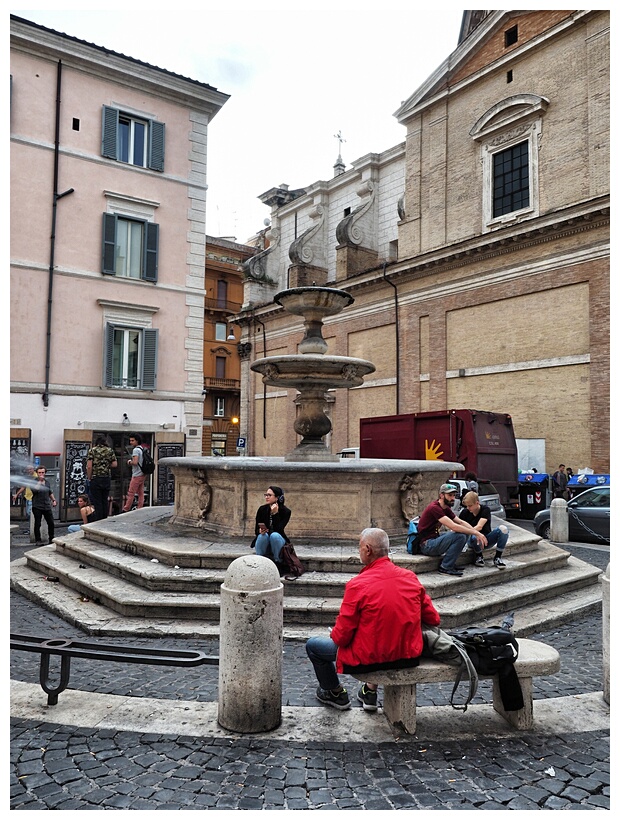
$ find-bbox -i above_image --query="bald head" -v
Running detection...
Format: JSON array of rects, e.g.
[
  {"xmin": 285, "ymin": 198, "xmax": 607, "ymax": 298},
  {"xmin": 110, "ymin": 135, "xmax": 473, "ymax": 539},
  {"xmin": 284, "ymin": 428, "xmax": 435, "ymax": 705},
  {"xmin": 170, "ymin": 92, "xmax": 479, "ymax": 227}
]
[{"xmin": 359, "ymin": 527, "xmax": 390, "ymax": 560}]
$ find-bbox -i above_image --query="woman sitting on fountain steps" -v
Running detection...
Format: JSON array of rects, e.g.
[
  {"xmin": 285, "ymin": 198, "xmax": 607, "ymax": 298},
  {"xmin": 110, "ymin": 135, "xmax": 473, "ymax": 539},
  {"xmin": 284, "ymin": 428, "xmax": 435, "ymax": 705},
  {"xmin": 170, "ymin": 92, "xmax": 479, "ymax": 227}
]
[{"xmin": 251, "ymin": 486, "xmax": 292, "ymax": 574}]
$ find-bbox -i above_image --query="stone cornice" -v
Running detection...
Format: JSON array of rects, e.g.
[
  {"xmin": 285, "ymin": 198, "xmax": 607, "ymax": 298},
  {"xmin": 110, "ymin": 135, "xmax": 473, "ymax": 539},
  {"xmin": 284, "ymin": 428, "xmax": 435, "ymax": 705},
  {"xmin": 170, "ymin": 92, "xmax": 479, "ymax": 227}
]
[
  {"xmin": 343, "ymin": 202, "xmax": 610, "ymax": 296},
  {"xmin": 10, "ymin": 15, "xmax": 230, "ymax": 114}
]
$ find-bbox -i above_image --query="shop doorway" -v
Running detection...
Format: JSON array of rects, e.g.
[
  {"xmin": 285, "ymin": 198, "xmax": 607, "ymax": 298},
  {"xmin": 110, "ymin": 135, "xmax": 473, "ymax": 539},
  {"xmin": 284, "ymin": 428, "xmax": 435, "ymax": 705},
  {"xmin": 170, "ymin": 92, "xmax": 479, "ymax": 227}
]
[{"xmin": 97, "ymin": 431, "xmax": 153, "ymax": 515}]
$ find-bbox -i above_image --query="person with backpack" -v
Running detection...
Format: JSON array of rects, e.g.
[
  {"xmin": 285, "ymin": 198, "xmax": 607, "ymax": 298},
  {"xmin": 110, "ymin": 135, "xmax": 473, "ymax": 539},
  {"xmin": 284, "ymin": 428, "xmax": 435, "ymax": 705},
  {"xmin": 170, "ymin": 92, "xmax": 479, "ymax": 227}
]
[
  {"xmin": 416, "ymin": 483, "xmax": 488, "ymax": 577},
  {"xmin": 305, "ymin": 527, "xmax": 440, "ymax": 712},
  {"xmin": 86, "ymin": 435, "xmax": 117, "ymax": 520},
  {"xmin": 122, "ymin": 433, "xmax": 147, "ymax": 512}
]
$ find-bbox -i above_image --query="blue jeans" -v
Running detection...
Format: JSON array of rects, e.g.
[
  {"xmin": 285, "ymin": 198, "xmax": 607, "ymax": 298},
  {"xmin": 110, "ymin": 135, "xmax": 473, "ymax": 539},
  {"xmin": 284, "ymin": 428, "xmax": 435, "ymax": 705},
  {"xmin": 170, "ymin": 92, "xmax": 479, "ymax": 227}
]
[
  {"xmin": 254, "ymin": 531, "xmax": 286, "ymax": 562},
  {"xmin": 468, "ymin": 527, "xmax": 508, "ymax": 553},
  {"xmin": 306, "ymin": 635, "xmax": 340, "ymax": 690},
  {"xmin": 420, "ymin": 531, "xmax": 466, "ymax": 570}
]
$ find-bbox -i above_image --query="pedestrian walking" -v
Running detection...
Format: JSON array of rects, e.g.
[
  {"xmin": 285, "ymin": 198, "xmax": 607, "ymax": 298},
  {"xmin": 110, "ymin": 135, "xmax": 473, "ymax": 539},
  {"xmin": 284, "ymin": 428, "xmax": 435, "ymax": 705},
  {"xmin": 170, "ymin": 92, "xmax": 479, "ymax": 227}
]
[{"xmin": 86, "ymin": 435, "xmax": 117, "ymax": 520}]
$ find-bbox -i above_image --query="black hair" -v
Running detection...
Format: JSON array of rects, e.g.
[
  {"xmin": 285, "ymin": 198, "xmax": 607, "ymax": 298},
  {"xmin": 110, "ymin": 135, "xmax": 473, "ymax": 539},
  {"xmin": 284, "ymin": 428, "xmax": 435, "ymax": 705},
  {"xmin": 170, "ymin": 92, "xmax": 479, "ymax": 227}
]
[
  {"xmin": 130, "ymin": 433, "xmax": 142, "ymax": 444},
  {"xmin": 95, "ymin": 436, "xmax": 106, "ymax": 446},
  {"xmin": 269, "ymin": 485, "xmax": 285, "ymax": 504}
]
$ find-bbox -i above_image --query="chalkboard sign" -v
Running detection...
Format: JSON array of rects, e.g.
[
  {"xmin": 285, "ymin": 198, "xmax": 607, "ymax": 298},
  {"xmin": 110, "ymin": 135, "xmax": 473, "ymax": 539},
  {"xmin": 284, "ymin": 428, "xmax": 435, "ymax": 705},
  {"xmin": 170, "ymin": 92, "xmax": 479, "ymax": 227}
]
[
  {"xmin": 64, "ymin": 441, "xmax": 91, "ymax": 507},
  {"xmin": 156, "ymin": 443, "xmax": 184, "ymax": 505},
  {"xmin": 10, "ymin": 434, "xmax": 32, "ymax": 518}
]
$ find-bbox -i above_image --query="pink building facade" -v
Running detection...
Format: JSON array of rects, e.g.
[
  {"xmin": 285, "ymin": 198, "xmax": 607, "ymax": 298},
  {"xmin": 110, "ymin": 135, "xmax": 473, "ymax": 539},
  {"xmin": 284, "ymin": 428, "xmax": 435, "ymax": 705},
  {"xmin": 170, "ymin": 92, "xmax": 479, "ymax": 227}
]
[{"xmin": 10, "ymin": 16, "xmax": 228, "ymax": 515}]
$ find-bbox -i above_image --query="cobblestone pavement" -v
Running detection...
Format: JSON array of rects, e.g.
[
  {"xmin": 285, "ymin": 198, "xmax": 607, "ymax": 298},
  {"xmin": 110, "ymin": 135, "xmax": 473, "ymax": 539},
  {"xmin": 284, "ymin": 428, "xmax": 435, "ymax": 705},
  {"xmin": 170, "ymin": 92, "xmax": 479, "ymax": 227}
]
[{"xmin": 10, "ymin": 533, "xmax": 610, "ymax": 810}]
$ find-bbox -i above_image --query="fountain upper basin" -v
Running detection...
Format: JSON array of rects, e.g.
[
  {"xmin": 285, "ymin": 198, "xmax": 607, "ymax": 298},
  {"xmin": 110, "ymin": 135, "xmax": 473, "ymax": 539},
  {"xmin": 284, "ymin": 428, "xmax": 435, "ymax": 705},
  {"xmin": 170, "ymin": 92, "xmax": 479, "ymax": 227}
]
[{"xmin": 251, "ymin": 354, "xmax": 375, "ymax": 389}]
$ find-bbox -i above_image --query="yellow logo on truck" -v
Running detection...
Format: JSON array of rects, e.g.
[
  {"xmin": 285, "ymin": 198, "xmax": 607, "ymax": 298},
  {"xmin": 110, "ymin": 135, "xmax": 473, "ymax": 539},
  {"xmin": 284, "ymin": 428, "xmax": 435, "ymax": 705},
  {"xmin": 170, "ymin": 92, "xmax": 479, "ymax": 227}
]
[{"xmin": 425, "ymin": 439, "xmax": 444, "ymax": 460}]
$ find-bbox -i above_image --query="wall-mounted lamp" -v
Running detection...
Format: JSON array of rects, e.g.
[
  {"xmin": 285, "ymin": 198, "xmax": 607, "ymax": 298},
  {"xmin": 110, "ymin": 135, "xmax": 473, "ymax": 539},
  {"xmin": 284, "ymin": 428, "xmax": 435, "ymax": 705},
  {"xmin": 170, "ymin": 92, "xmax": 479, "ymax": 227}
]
[
  {"xmin": 227, "ymin": 323, "xmax": 237, "ymax": 341},
  {"xmin": 122, "ymin": 413, "xmax": 130, "ymax": 426},
  {"xmin": 160, "ymin": 422, "xmax": 175, "ymax": 430}
]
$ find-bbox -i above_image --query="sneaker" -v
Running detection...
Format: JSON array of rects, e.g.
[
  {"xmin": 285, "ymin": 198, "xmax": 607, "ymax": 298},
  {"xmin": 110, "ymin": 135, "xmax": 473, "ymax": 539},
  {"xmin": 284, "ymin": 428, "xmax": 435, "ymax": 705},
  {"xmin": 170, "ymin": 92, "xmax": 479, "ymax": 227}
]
[
  {"xmin": 474, "ymin": 554, "xmax": 485, "ymax": 568},
  {"xmin": 493, "ymin": 556, "xmax": 506, "ymax": 569},
  {"xmin": 357, "ymin": 684, "xmax": 378, "ymax": 712},
  {"xmin": 438, "ymin": 565, "xmax": 463, "ymax": 577},
  {"xmin": 315, "ymin": 686, "xmax": 351, "ymax": 710}
]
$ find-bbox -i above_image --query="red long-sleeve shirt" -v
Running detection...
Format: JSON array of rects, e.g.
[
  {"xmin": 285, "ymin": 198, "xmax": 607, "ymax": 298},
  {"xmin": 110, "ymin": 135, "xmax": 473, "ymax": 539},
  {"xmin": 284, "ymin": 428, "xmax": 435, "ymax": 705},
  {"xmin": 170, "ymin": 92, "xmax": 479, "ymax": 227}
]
[{"xmin": 330, "ymin": 556, "xmax": 440, "ymax": 672}]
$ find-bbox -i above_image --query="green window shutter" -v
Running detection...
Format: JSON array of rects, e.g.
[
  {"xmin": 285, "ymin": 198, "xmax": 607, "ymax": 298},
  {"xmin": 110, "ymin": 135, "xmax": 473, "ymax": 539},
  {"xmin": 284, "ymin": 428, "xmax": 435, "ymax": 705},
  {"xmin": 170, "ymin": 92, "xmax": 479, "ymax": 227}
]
[
  {"xmin": 101, "ymin": 106, "xmax": 119, "ymax": 159},
  {"xmin": 148, "ymin": 120, "xmax": 165, "ymax": 172},
  {"xmin": 141, "ymin": 329, "xmax": 158, "ymax": 390},
  {"xmin": 143, "ymin": 222, "xmax": 159, "ymax": 282},
  {"xmin": 104, "ymin": 323, "xmax": 115, "ymax": 387},
  {"xmin": 102, "ymin": 213, "xmax": 117, "ymax": 274}
]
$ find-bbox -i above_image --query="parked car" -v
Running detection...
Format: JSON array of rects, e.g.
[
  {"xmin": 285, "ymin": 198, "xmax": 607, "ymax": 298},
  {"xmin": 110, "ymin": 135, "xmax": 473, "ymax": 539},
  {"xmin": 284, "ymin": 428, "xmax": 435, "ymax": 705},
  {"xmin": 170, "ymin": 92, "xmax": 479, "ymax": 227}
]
[
  {"xmin": 338, "ymin": 448, "xmax": 360, "ymax": 459},
  {"xmin": 533, "ymin": 485, "xmax": 610, "ymax": 544},
  {"xmin": 448, "ymin": 478, "xmax": 506, "ymax": 520}
]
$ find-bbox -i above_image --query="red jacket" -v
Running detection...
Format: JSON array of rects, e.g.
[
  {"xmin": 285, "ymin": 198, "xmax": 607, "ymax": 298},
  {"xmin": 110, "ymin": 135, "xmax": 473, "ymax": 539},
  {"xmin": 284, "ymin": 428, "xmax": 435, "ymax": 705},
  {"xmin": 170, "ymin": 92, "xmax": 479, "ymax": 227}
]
[{"xmin": 330, "ymin": 556, "xmax": 440, "ymax": 672}]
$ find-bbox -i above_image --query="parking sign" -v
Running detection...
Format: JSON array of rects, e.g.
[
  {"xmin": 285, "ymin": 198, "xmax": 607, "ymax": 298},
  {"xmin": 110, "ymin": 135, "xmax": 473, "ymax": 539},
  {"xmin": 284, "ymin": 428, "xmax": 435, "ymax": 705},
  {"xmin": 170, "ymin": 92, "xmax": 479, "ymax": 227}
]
[{"xmin": 237, "ymin": 437, "xmax": 246, "ymax": 449}]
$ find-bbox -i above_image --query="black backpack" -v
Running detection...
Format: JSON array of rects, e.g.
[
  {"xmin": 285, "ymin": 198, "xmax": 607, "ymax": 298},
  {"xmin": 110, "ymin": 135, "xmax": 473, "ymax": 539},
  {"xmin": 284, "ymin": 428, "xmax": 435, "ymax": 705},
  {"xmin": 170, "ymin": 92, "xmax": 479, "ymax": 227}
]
[
  {"xmin": 140, "ymin": 446, "xmax": 156, "ymax": 475},
  {"xmin": 422, "ymin": 624, "xmax": 479, "ymax": 711},
  {"xmin": 448, "ymin": 625, "xmax": 524, "ymax": 711}
]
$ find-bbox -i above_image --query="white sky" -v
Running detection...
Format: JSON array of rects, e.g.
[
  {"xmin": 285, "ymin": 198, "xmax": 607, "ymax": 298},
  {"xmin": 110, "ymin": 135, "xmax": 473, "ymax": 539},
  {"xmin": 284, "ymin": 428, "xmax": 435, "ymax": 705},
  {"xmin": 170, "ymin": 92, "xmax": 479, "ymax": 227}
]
[{"xmin": 11, "ymin": 2, "xmax": 464, "ymax": 243}]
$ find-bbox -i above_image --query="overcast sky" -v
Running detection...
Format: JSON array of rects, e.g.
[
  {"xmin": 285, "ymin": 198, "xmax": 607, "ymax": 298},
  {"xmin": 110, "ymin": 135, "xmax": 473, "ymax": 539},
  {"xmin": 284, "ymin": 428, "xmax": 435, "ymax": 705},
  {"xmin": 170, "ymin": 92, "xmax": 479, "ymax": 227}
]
[{"xmin": 11, "ymin": 3, "xmax": 464, "ymax": 241}]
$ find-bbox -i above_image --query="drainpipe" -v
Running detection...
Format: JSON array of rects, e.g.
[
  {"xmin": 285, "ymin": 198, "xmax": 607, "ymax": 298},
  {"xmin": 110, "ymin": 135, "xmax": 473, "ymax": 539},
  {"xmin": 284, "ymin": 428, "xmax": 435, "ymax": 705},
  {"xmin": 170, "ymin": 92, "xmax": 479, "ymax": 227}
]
[
  {"xmin": 254, "ymin": 315, "xmax": 267, "ymax": 438},
  {"xmin": 43, "ymin": 59, "xmax": 74, "ymax": 407},
  {"xmin": 382, "ymin": 261, "xmax": 400, "ymax": 413}
]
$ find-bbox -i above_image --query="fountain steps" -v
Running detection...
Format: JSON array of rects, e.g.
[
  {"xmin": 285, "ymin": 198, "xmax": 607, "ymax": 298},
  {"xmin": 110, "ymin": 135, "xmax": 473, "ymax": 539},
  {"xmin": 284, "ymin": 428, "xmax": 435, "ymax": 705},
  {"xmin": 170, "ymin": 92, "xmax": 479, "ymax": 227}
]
[{"xmin": 10, "ymin": 512, "xmax": 602, "ymax": 639}]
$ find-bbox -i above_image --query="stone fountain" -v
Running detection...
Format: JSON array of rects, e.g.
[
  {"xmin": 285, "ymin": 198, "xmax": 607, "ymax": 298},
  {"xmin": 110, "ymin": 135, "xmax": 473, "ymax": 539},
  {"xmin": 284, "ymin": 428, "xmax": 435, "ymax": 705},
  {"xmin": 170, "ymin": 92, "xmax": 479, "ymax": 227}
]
[
  {"xmin": 251, "ymin": 287, "xmax": 375, "ymax": 462},
  {"xmin": 161, "ymin": 286, "xmax": 460, "ymax": 542}
]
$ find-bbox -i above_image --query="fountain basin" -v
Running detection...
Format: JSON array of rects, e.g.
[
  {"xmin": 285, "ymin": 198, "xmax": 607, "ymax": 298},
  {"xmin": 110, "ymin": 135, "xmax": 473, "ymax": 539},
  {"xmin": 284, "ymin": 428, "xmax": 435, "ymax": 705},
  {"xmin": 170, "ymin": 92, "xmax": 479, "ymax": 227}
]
[
  {"xmin": 275, "ymin": 287, "xmax": 353, "ymax": 318},
  {"xmin": 161, "ymin": 456, "xmax": 462, "ymax": 542},
  {"xmin": 251, "ymin": 354, "xmax": 375, "ymax": 390}
]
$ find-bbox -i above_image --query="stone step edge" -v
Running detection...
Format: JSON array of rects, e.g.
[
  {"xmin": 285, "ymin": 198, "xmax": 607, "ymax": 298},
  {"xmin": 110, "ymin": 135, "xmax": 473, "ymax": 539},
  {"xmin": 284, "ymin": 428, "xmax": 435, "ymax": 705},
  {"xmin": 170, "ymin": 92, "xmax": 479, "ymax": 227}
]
[
  {"xmin": 23, "ymin": 543, "xmax": 583, "ymax": 607},
  {"xmin": 63, "ymin": 522, "xmax": 542, "ymax": 563},
  {"xmin": 14, "ymin": 552, "xmax": 600, "ymax": 623},
  {"xmin": 49, "ymin": 539, "xmax": 575, "ymax": 602},
  {"xmin": 10, "ymin": 560, "xmax": 601, "ymax": 641},
  {"xmin": 52, "ymin": 530, "xmax": 562, "ymax": 577}
]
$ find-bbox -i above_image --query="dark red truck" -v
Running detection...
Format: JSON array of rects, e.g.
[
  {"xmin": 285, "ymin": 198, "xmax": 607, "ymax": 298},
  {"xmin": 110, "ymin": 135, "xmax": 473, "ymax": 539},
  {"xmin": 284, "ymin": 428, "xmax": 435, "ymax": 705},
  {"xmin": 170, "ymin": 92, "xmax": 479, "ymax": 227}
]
[{"xmin": 359, "ymin": 409, "xmax": 520, "ymax": 513}]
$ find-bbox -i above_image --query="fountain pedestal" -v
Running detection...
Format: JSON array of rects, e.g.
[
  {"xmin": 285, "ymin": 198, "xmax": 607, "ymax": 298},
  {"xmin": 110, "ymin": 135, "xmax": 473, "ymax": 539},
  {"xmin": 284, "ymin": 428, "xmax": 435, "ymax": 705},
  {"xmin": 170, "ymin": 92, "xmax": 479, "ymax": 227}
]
[{"xmin": 251, "ymin": 287, "xmax": 375, "ymax": 462}]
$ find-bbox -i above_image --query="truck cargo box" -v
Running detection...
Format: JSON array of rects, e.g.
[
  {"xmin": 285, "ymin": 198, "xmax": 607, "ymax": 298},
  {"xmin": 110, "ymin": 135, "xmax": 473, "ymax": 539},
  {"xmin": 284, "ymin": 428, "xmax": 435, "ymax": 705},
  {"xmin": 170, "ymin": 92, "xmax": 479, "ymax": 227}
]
[{"xmin": 359, "ymin": 409, "xmax": 519, "ymax": 511}]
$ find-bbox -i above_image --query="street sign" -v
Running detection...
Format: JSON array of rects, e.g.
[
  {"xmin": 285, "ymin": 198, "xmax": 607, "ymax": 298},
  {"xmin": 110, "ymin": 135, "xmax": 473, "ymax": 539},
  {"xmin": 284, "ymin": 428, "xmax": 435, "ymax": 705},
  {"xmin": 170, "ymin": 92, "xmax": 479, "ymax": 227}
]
[{"xmin": 237, "ymin": 437, "xmax": 246, "ymax": 449}]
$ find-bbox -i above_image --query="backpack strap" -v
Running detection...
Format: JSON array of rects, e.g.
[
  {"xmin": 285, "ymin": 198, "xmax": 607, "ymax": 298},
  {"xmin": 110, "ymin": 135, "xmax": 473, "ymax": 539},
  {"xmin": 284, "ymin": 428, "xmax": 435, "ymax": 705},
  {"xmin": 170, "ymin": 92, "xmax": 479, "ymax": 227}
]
[{"xmin": 448, "ymin": 637, "xmax": 479, "ymax": 711}]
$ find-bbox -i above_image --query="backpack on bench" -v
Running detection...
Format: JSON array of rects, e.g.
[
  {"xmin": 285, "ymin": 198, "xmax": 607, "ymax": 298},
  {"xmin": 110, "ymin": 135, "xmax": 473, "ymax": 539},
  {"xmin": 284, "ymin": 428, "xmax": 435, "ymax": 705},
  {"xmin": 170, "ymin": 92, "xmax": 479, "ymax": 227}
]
[
  {"xmin": 421, "ymin": 624, "xmax": 479, "ymax": 711},
  {"xmin": 448, "ymin": 625, "xmax": 524, "ymax": 711}
]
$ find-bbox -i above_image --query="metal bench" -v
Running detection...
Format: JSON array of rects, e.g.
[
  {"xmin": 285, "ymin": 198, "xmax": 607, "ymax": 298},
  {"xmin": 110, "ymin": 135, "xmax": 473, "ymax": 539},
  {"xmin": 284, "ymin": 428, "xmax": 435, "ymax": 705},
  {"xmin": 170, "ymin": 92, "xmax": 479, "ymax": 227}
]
[
  {"xmin": 10, "ymin": 633, "xmax": 218, "ymax": 706},
  {"xmin": 347, "ymin": 638, "xmax": 560, "ymax": 734}
]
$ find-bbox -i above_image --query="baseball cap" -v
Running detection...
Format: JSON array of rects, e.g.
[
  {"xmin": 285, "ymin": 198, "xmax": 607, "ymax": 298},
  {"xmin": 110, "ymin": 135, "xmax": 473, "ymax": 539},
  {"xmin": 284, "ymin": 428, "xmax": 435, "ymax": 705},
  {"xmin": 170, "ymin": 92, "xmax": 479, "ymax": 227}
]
[{"xmin": 440, "ymin": 483, "xmax": 459, "ymax": 494}]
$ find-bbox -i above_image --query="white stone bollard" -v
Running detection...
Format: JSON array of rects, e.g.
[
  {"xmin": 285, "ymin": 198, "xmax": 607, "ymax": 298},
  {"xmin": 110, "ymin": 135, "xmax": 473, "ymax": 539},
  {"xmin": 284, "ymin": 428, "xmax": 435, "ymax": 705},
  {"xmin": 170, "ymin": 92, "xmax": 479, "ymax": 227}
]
[
  {"xmin": 218, "ymin": 555, "xmax": 283, "ymax": 733},
  {"xmin": 602, "ymin": 562, "xmax": 610, "ymax": 704},
  {"xmin": 549, "ymin": 498, "xmax": 568, "ymax": 542}
]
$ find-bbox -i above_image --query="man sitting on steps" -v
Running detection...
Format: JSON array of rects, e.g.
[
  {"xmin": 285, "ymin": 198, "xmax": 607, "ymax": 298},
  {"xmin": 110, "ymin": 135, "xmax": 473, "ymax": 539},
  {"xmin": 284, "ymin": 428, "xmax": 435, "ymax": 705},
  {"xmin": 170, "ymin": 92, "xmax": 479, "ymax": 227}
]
[
  {"xmin": 305, "ymin": 527, "xmax": 441, "ymax": 711},
  {"xmin": 416, "ymin": 482, "xmax": 488, "ymax": 577}
]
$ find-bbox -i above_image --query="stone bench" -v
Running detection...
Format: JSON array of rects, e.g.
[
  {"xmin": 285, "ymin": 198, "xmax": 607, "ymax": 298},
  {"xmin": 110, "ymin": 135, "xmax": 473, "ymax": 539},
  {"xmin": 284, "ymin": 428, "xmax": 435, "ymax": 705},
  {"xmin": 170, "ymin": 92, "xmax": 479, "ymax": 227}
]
[{"xmin": 347, "ymin": 638, "xmax": 560, "ymax": 735}]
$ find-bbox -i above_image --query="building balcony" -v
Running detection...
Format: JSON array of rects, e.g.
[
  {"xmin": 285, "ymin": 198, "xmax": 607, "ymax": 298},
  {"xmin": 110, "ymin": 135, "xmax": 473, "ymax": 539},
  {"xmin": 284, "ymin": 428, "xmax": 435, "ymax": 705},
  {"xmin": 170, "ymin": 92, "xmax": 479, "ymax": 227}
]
[
  {"xmin": 204, "ymin": 298, "xmax": 242, "ymax": 313},
  {"xmin": 203, "ymin": 377, "xmax": 240, "ymax": 391}
]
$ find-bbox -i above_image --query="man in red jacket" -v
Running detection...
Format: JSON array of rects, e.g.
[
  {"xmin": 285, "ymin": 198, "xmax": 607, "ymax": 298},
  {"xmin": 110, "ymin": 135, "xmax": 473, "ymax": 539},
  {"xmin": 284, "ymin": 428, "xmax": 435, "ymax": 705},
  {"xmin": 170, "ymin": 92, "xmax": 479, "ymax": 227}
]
[{"xmin": 305, "ymin": 527, "xmax": 441, "ymax": 711}]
